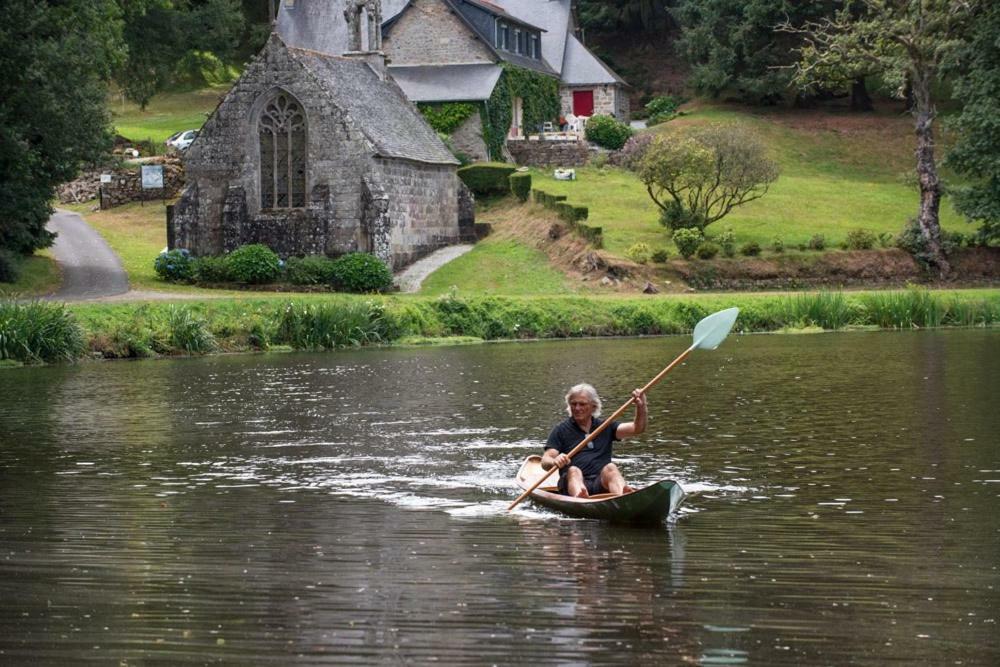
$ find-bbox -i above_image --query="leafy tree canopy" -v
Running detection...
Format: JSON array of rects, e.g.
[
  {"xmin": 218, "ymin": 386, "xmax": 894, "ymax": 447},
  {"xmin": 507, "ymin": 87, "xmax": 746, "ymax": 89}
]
[
  {"xmin": 0, "ymin": 0, "xmax": 124, "ymax": 254},
  {"xmin": 673, "ymin": 0, "xmax": 837, "ymax": 104},
  {"xmin": 945, "ymin": 0, "xmax": 1000, "ymax": 242}
]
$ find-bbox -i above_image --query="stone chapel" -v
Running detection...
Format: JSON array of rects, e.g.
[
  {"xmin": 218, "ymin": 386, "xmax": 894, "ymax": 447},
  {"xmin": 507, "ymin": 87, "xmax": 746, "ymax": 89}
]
[{"xmin": 167, "ymin": 0, "xmax": 471, "ymax": 269}]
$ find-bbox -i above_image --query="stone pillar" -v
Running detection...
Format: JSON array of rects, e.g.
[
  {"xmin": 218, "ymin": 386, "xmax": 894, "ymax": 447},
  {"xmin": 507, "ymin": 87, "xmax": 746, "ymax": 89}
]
[{"xmin": 362, "ymin": 175, "xmax": 393, "ymax": 267}]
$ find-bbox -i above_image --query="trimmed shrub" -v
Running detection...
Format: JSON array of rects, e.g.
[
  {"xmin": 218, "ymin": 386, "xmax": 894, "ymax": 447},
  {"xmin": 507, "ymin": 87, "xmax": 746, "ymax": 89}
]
[
  {"xmin": 285, "ymin": 255, "xmax": 337, "ymax": 286},
  {"xmin": 154, "ymin": 249, "xmax": 195, "ymax": 283},
  {"xmin": 0, "ymin": 249, "xmax": 22, "ymax": 283},
  {"xmin": 626, "ymin": 242, "xmax": 652, "ymax": 264},
  {"xmin": 673, "ymin": 228, "xmax": 704, "ymax": 259},
  {"xmin": 191, "ymin": 255, "xmax": 230, "ymax": 283},
  {"xmin": 226, "ymin": 244, "xmax": 282, "ymax": 284},
  {"xmin": 740, "ymin": 241, "xmax": 762, "ymax": 256},
  {"xmin": 651, "ymin": 248, "xmax": 669, "ymax": 263},
  {"xmin": 509, "ymin": 172, "xmax": 532, "ymax": 202},
  {"xmin": 584, "ymin": 114, "xmax": 633, "ymax": 150},
  {"xmin": 843, "ymin": 228, "xmax": 877, "ymax": 250},
  {"xmin": 330, "ymin": 252, "xmax": 394, "ymax": 293},
  {"xmin": 696, "ymin": 241, "xmax": 720, "ymax": 259},
  {"xmin": 0, "ymin": 300, "xmax": 86, "ymax": 363},
  {"xmin": 458, "ymin": 162, "xmax": 517, "ymax": 195}
]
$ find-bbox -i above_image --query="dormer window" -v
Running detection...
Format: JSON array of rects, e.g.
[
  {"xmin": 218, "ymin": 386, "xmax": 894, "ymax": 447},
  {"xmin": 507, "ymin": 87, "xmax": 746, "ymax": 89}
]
[
  {"xmin": 514, "ymin": 28, "xmax": 522, "ymax": 55},
  {"xmin": 529, "ymin": 34, "xmax": 539, "ymax": 59},
  {"xmin": 496, "ymin": 22, "xmax": 509, "ymax": 50}
]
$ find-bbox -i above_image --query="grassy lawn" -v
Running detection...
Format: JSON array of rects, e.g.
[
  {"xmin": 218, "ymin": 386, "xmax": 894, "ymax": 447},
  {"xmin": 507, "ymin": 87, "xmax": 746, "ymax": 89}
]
[
  {"xmin": 529, "ymin": 104, "xmax": 974, "ymax": 258},
  {"xmin": 110, "ymin": 86, "xmax": 228, "ymax": 146},
  {"xmin": 0, "ymin": 251, "xmax": 62, "ymax": 297},
  {"xmin": 420, "ymin": 237, "xmax": 578, "ymax": 295}
]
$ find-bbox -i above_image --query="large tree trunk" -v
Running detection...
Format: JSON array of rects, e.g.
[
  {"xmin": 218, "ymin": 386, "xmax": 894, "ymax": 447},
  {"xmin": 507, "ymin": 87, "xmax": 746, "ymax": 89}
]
[
  {"xmin": 911, "ymin": 73, "xmax": 950, "ymax": 277},
  {"xmin": 850, "ymin": 77, "xmax": 874, "ymax": 111}
]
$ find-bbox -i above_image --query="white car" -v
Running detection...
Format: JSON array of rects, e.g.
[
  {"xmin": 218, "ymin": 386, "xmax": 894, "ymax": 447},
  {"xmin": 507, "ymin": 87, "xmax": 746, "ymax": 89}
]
[{"xmin": 166, "ymin": 129, "xmax": 199, "ymax": 152}]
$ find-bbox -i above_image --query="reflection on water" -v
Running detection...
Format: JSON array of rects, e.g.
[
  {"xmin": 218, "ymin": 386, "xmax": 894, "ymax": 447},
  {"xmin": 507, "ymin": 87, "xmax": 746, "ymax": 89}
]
[{"xmin": 1, "ymin": 330, "xmax": 998, "ymax": 664}]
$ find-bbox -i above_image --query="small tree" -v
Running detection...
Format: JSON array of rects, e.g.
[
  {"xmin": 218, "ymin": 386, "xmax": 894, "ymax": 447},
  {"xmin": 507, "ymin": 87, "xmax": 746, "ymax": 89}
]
[{"xmin": 636, "ymin": 124, "xmax": 779, "ymax": 231}]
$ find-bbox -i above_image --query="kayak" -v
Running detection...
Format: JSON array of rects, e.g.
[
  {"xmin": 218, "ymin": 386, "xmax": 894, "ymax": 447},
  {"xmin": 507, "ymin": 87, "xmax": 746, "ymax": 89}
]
[{"xmin": 514, "ymin": 455, "xmax": 686, "ymax": 525}]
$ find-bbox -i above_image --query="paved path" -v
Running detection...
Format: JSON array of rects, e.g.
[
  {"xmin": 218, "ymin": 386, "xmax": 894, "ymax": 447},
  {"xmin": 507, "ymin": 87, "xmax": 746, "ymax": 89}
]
[
  {"xmin": 44, "ymin": 209, "xmax": 130, "ymax": 301},
  {"xmin": 394, "ymin": 244, "xmax": 474, "ymax": 293}
]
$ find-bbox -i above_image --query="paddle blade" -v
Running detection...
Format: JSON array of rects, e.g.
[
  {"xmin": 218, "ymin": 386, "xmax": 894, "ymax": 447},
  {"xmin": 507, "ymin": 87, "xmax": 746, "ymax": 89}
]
[{"xmin": 692, "ymin": 307, "xmax": 740, "ymax": 350}]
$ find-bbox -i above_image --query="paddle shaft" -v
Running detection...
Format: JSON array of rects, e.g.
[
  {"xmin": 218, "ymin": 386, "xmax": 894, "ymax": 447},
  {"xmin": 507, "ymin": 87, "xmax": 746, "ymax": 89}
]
[{"xmin": 507, "ymin": 343, "xmax": 697, "ymax": 511}]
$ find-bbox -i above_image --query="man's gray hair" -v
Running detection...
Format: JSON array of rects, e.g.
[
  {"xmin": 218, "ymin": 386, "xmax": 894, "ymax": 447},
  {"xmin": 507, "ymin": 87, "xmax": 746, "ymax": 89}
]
[{"xmin": 565, "ymin": 383, "xmax": 602, "ymax": 417}]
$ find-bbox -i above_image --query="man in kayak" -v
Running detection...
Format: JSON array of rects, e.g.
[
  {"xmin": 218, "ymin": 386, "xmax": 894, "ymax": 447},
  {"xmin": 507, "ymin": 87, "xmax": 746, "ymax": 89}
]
[{"xmin": 541, "ymin": 383, "xmax": 647, "ymax": 497}]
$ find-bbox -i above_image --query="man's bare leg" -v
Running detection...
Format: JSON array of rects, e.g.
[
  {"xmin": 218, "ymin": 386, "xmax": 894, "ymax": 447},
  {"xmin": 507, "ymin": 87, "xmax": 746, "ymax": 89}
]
[
  {"xmin": 565, "ymin": 467, "xmax": 590, "ymax": 498},
  {"xmin": 600, "ymin": 463, "xmax": 635, "ymax": 495}
]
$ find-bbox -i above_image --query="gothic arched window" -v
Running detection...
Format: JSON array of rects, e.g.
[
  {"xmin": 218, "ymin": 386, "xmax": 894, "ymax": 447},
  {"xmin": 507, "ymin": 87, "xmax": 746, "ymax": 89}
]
[{"xmin": 259, "ymin": 93, "xmax": 306, "ymax": 209}]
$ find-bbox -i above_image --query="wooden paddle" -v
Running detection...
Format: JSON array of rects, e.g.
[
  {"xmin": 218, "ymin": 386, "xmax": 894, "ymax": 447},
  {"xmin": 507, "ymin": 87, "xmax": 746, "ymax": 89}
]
[{"xmin": 507, "ymin": 307, "xmax": 740, "ymax": 511}]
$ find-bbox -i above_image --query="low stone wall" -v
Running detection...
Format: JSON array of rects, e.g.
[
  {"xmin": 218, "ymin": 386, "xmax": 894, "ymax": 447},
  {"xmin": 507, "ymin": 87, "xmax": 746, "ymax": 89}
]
[
  {"xmin": 507, "ymin": 138, "xmax": 590, "ymax": 167},
  {"xmin": 57, "ymin": 157, "xmax": 185, "ymax": 207}
]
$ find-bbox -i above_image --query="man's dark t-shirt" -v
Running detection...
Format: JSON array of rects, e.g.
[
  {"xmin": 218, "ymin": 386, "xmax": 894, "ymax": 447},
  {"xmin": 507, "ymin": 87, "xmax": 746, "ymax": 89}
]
[{"xmin": 545, "ymin": 416, "xmax": 621, "ymax": 484}]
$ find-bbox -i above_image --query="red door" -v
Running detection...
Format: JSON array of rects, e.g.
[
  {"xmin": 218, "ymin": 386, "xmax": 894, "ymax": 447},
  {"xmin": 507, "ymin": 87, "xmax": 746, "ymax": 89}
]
[{"xmin": 573, "ymin": 90, "xmax": 594, "ymax": 116}]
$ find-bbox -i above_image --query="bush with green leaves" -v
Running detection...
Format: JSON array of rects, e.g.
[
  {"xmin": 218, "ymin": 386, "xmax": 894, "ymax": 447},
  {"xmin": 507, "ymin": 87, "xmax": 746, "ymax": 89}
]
[
  {"xmin": 696, "ymin": 241, "xmax": 720, "ymax": 259},
  {"xmin": 740, "ymin": 241, "xmax": 762, "ymax": 256},
  {"xmin": 717, "ymin": 228, "xmax": 736, "ymax": 257},
  {"xmin": 330, "ymin": 253, "xmax": 394, "ymax": 293},
  {"xmin": 285, "ymin": 255, "xmax": 337, "ymax": 286},
  {"xmin": 651, "ymin": 248, "xmax": 670, "ymax": 263},
  {"xmin": 612, "ymin": 132, "xmax": 655, "ymax": 169},
  {"xmin": 673, "ymin": 228, "xmax": 704, "ymax": 259},
  {"xmin": 625, "ymin": 242, "xmax": 652, "ymax": 264},
  {"xmin": 191, "ymin": 255, "xmax": 230, "ymax": 283},
  {"xmin": 659, "ymin": 200, "xmax": 705, "ymax": 232},
  {"xmin": 458, "ymin": 162, "xmax": 517, "ymax": 195},
  {"xmin": 154, "ymin": 249, "xmax": 195, "ymax": 283},
  {"xmin": 0, "ymin": 249, "xmax": 21, "ymax": 283},
  {"xmin": 644, "ymin": 95, "xmax": 682, "ymax": 125},
  {"xmin": 509, "ymin": 172, "xmax": 532, "ymax": 202},
  {"xmin": 225, "ymin": 244, "xmax": 282, "ymax": 284},
  {"xmin": 584, "ymin": 114, "xmax": 633, "ymax": 150},
  {"xmin": 808, "ymin": 233, "xmax": 827, "ymax": 251},
  {"xmin": 771, "ymin": 237, "xmax": 784, "ymax": 253},
  {"xmin": 843, "ymin": 228, "xmax": 877, "ymax": 250}
]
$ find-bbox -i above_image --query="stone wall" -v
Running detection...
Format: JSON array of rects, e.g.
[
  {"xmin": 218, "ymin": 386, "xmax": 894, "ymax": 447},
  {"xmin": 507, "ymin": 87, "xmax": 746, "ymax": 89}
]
[
  {"xmin": 450, "ymin": 113, "xmax": 489, "ymax": 163},
  {"xmin": 375, "ymin": 157, "xmax": 461, "ymax": 269},
  {"xmin": 560, "ymin": 84, "xmax": 630, "ymax": 121},
  {"xmin": 58, "ymin": 158, "xmax": 184, "ymax": 207},
  {"xmin": 507, "ymin": 138, "xmax": 590, "ymax": 167},
  {"xmin": 383, "ymin": 0, "xmax": 494, "ymax": 66}
]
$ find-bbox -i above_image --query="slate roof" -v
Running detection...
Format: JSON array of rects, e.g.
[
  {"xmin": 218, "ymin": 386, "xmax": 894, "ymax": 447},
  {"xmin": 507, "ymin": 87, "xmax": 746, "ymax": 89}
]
[
  {"xmin": 560, "ymin": 33, "xmax": 625, "ymax": 85},
  {"xmin": 277, "ymin": 0, "xmax": 624, "ymax": 89},
  {"xmin": 289, "ymin": 47, "xmax": 458, "ymax": 165},
  {"xmin": 389, "ymin": 64, "xmax": 503, "ymax": 102}
]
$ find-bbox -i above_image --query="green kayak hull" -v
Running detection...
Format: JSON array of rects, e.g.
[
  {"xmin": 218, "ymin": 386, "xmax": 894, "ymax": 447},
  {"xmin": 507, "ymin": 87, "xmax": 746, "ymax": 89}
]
[{"xmin": 515, "ymin": 455, "xmax": 686, "ymax": 525}]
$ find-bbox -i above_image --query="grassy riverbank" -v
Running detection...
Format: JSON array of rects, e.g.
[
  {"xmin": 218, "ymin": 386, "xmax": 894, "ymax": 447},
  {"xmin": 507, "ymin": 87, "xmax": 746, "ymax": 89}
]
[{"xmin": 2, "ymin": 289, "xmax": 998, "ymax": 365}]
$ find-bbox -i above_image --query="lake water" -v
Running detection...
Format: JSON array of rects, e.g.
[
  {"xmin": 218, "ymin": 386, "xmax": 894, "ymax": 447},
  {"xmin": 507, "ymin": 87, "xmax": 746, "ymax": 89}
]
[{"xmin": 1, "ymin": 330, "xmax": 998, "ymax": 664}]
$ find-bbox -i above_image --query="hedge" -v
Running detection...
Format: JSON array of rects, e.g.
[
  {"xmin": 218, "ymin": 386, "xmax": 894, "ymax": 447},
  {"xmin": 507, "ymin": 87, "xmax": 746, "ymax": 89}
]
[{"xmin": 458, "ymin": 162, "xmax": 517, "ymax": 195}]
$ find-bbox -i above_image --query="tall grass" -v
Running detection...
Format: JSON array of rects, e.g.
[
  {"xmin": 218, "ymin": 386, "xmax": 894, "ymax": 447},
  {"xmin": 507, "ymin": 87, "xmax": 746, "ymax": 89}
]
[
  {"xmin": 0, "ymin": 300, "xmax": 86, "ymax": 363},
  {"xmin": 3, "ymin": 290, "xmax": 993, "ymax": 366},
  {"xmin": 277, "ymin": 301, "xmax": 386, "ymax": 349}
]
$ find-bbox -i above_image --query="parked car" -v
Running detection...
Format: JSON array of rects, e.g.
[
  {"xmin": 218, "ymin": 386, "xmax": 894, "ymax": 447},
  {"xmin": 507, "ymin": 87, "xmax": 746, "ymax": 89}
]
[{"xmin": 166, "ymin": 129, "xmax": 198, "ymax": 152}]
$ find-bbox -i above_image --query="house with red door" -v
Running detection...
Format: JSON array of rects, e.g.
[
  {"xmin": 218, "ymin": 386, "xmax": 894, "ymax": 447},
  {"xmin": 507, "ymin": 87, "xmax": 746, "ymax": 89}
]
[{"xmin": 277, "ymin": 0, "xmax": 628, "ymax": 160}]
